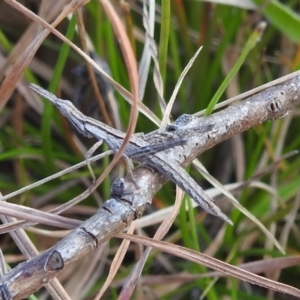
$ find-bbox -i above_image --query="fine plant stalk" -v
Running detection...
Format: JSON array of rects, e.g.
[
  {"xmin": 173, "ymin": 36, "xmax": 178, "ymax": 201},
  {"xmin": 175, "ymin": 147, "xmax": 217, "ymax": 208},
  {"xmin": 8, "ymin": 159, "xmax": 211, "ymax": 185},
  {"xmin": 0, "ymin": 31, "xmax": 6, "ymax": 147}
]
[
  {"xmin": 204, "ymin": 22, "xmax": 266, "ymax": 116},
  {"xmin": 158, "ymin": 0, "xmax": 170, "ymax": 94},
  {"xmin": 41, "ymin": 14, "xmax": 77, "ymax": 172}
]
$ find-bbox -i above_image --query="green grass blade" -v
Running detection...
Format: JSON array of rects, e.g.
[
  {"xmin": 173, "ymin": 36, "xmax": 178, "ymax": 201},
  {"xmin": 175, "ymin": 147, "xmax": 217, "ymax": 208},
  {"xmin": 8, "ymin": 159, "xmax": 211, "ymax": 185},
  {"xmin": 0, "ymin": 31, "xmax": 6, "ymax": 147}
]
[
  {"xmin": 253, "ymin": 0, "xmax": 300, "ymax": 43},
  {"xmin": 41, "ymin": 14, "xmax": 77, "ymax": 173},
  {"xmin": 204, "ymin": 22, "xmax": 266, "ymax": 116}
]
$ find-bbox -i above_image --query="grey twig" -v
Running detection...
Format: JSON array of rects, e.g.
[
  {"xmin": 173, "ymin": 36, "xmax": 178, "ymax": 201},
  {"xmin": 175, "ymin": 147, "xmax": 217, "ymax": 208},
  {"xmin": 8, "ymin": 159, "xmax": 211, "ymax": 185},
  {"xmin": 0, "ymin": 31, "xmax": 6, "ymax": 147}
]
[{"xmin": 1, "ymin": 75, "xmax": 300, "ymax": 299}]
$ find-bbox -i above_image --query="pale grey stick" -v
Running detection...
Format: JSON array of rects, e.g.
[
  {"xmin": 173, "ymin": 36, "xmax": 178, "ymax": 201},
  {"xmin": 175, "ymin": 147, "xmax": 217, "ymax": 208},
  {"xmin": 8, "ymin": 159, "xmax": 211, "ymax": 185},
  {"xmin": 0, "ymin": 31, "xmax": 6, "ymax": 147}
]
[
  {"xmin": 2, "ymin": 75, "xmax": 300, "ymax": 299},
  {"xmin": 29, "ymin": 83, "xmax": 231, "ymax": 224}
]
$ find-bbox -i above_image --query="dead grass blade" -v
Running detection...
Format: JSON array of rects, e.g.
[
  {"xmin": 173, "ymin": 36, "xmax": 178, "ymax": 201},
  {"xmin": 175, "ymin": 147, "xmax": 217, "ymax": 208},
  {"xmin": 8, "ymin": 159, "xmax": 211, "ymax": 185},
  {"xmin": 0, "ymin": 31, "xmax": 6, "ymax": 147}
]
[
  {"xmin": 118, "ymin": 233, "xmax": 300, "ymax": 298},
  {"xmin": 0, "ymin": 175, "xmax": 104, "ymax": 234},
  {"xmin": 280, "ymin": 188, "xmax": 300, "ymax": 247},
  {"xmin": 119, "ymin": 254, "xmax": 300, "ymax": 285},
  {"xmin": 0, "ymin": 201, "xmax": 81, "ymax": 229},
  {"xmin": 0, "ymin": 151, "xmax": 112, "ymax": 202},
  {"xmin": 192, "ymin": 159, "xmax": 285, "ymax": 254},
  {"xmin": 94, "ymin": 223, "xmax": 136, "ymax": 300},
  {"xmin": 133, "ymin": 151, "xmax": 297, "ymax": 233},
  {"xmin": 1, "ymin": 0, "xmax": 89, "ymax": 110},
  {"xmin": 118, "ymin": 188, "xmax": 184, "ymax": 300},
  {"xmin": 0, "ymin": 248, "xmax": 6, "ymax": 276},
  {"xmin": 0, "ymin": 1, "xmax": 68, "ymax": 82},
  {"xmin": 140, "ymin": 0, "xmax": 166, "ymax": 112},
  {"xmin": 4, "ymin": 0, "xmax": 162, "ymax": 125},
  {"xmin": 75, "ymin": 8, "xmax": 112, "ymax": 127},
  {"xmin": 160, "ymin": 46, "xmax": 203, "ymax": 131},
  {"xmin": 99, "ymin": 0, "xmax": 139, "ymax": 185},
  {"xmin": 65, "ymin": 244, "xmax": 108, "ymax": 300},
  {"xmin": 138, "ymin": 0, "xmax": 156, "ymax": 101},
  {"xmin": 201, "ymin": 256, "xmax": 300, "ymax": 278}
]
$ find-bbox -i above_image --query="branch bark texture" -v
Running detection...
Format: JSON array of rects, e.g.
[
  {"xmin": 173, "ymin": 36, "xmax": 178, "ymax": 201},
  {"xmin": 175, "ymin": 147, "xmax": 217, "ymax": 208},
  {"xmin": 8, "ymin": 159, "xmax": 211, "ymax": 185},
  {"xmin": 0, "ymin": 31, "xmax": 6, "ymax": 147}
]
[{"xmin": 1, "ymin": 75, "xmax": 300, "ymax": 299}]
